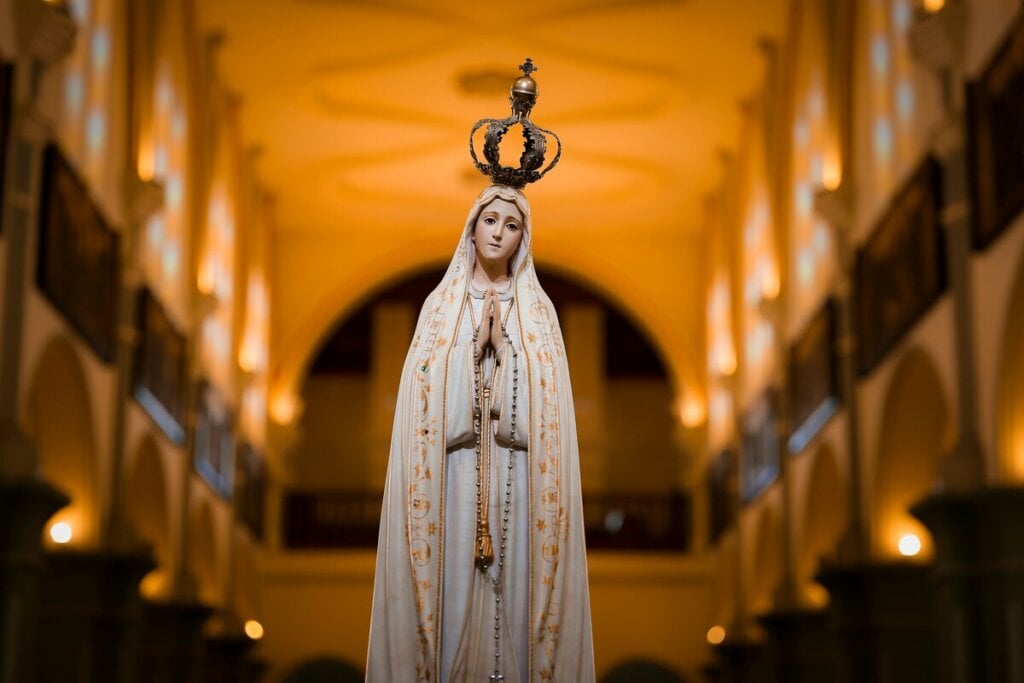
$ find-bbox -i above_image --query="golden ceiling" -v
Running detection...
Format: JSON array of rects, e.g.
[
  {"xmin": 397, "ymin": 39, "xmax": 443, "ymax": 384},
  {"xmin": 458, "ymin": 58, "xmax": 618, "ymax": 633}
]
[{"xmin": 196, "ymin": 0, "xmax": 789, "ymax": 402}]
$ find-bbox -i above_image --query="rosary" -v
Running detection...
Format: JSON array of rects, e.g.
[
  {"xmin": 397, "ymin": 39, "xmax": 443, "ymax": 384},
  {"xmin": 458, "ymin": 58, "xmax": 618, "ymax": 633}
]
[{"xmin": 471, "ymin": 296, "xmax": 518, "ymax": 683}]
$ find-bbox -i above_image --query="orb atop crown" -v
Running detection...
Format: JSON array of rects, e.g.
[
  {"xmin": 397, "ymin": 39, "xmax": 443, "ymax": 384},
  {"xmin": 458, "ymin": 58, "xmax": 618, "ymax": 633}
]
[{"xmin": 469, "ymin": 58, "xmax": 561, "ymax": 189}]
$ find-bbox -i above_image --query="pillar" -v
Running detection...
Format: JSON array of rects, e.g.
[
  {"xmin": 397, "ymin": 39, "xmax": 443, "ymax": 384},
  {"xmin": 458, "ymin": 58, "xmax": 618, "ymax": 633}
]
[
  {"xmin": 563, "ymin": 303, "xmax": 606, "ymax": 491},
  {"xmin": 34, "ymin": 549, "xmax": 154, "ymax": 683},
  {"xmin": 369, "ymin": 302, "xmax": 413, "ymax": 489},
  {"xmin": 818, "ymin": 561, "xmax": 939, "ymax": 683},
  {"xmin": 0, "ymin": 477, "xmax": 68, "ymax": 683},
  {"xmin": 913, "ymin": 487, "xmax": 1024, "ymax": 683},
  {"xmin": 136, "ymin": 600, "xmax": 214, "ymax": 683}
]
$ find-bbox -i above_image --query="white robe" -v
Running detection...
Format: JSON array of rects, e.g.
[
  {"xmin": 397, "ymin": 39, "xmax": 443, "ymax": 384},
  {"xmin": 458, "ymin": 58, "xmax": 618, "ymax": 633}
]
[
  {"xmin": 367, "ymin": 185, "xmax": 595, "ymax": 683},
  {"xmin": 442, "ymin": 285, "xmax": 529, "ymax": 682}
]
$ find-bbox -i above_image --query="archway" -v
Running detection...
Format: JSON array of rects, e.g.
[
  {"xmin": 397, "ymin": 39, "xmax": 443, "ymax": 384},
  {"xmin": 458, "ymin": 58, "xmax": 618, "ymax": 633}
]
[
  {"xmin": 24, "ymin": 335, "xmax": 100, "ymax": 547},
  {"xmin": 799, "ymin": 443, "xmax": 847, "ymax": 605},
  {"xmin": 127, "ymin": 435, "xmax": 172, "ymax": 598},
  {"xmin": 711, "ymin": 534, "xmax": 738, "ymax": 628},
  {"xmin": 996, "ymin": 243, "xmax": 1024, "ymax": 480},
  {"xmin": 188, "ymin": 498, "xmax": 220, "ymax": 606},
  {"xmin": 290, "ymin": 266, "xmax": 681, "ymax": 498},
  {"xmin": 749, "ymin": 505, "xmax": 781, "ymax": 614},
  {"xmin": 233, "ymin": 532, "xmax": 258, "ymax": 620},
  {"xmin": 873, "ymin": 348, "xmax": 952, "ymax": 560}
]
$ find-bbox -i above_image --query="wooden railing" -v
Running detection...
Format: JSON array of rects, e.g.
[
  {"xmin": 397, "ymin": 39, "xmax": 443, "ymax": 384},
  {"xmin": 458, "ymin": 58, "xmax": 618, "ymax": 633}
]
[{"xmin": 283, "ymin": 489, "xmax": 691, "ymax": 552}]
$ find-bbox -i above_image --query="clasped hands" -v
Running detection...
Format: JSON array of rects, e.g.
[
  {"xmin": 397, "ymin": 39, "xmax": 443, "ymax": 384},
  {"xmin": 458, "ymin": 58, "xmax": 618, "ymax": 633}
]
[{"xmin": 474, "ymin": 289, "xmax": 505, "ymax": 359}]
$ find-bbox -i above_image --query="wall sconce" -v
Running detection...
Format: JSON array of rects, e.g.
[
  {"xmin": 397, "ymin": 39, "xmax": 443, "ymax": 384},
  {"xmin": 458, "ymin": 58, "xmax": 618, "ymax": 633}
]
[{"xmin": 679, "ymin": 394, "xmax": 707, "ymax": 428}]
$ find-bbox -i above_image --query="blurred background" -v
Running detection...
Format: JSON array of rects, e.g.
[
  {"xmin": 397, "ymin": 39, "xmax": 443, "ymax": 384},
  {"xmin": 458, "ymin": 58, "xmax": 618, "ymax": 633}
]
[{"xmin": 1, "ymin": 0, "xmax": 1023, "ymax": 681}]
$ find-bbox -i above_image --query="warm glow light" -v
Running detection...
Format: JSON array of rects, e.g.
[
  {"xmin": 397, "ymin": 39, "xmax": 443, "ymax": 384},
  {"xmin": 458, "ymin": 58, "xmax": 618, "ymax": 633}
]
[
  {"xmin": 821, "ymin": 152, "xmax": 842, "ymax": 191},
  {"xmin": 706, "ymin": 625, "xmax": 726, "ymax": 645},
  {"xmin": 805, "ymin": 582, "xmax": 830, "ymax": 608},
  {"xmin": 137, "ymin": 138, "xmax": 155, "ymax": 182},
  {"xmin": 714, "ymin": 343, "xmax": 737, "ymax": 377},
  {"xmin": 679, "ymin": 395, "xmax": 707, "ymax": 428},
  {"xmin": 760, "ymin": 261, "xmax": 780, "ymax": 301},
  {"xmin": 244, "ymin": 620, "xmax": 264, "ymax": 640},
  {"xmin": 140, "ymin": 569, "xmax": 169, "ymax": 598},
  {"xmin": 1013, "ymin": 430, "xmax": 1024, "ymax": 480},
  {"xmin": 239, "ymin": 336, "xmax": 260, "ymax": 374},
  {"xmin": 922, "ymin": 0, "xmax": 945, "ymax": 12},
  {"xmin": 270, "ymin": 390, "xmax": 298, "ymax": 425},
  {"xmin": 197, "ymin": 253, "xmax": 217, "ymax": 295},
  {"xmin": 898, "ymin": 533, "xmax": 922, "ymax": 557},
  {"xmin": 50, "ymin": 522, "xmax": 73, "ymax": 544}
]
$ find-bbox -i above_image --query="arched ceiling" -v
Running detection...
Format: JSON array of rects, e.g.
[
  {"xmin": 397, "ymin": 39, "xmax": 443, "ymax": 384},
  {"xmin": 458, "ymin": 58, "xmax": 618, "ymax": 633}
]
[
  {"xmin": 195, "ymin": 0, "xmax": 789, "ymax": 404},
  {"xmin": 198, "ymin": 0, "xmax": 787, "ymax": 234}
]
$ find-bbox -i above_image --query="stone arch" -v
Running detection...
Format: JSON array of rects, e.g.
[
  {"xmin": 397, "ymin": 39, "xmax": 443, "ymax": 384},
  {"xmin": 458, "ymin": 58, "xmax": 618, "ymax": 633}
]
[
  {"xmin": 24, "ymin": 334, "xmax": 100, "ymax": 547},
  {"xmin": 873, "ymin": 347, "xmax": 953, "ymax": 559},
  {"xmin": 711, "ymin": 534, "xmax": 737, "ymax": 628},
  {"xmin": 750, "ymin": 504, "xmax": 781, "ymax": 614},
  {"xmin": 233, "ymin": 532, "xmax": 258, "ymax": 620},
  {"xmin": 996, "ymin": 241, "xmax": 1024, "ymax": 481},
  {"xmin": 271, "ymin": 246, "xmax": 699, "ymax": 429},
  {"xmin": 290, "ymin": 265, "xmax": 681, "ymax": 494},
  {"xmin": 188, "ymin": 498, "xmax": 220, "ymax": 606},
  {"xmin": 127, "ymin": 434, "xmax": 172, "ymax": 598},
  {"xmin": 799, "ymin": 442, "xmax": 847, "ymax": 605}
]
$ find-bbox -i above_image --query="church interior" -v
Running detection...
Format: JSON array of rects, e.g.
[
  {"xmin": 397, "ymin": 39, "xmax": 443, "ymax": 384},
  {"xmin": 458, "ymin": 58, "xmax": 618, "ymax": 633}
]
[{"xmin": 1, "ymin": 0, "xmax": 1023, "ymax": 680}]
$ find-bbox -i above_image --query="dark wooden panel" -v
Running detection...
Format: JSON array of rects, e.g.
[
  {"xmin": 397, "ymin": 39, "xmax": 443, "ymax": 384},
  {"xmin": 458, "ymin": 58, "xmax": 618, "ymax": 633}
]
[
  {"xmin": 37, "ymin": 144, "xmax": 121, "ymax": 362},
  {"xmin": 741, "ymin": 388, "xmax": 780, "ymax": 503},
  {"xmin": 968, "ymin": 12, "xmax": 1024, "ymax": 249},
  {"xmin": 708, "ymin": 447, "xmax": 737, "ymax": 544},
  {"xmin": 133, "ymin": 287, "xmax": 187, "ymax": 444},
  {"xmin": 788, "ymin": 298, "xmax": 840, "ymax": 454},
  {"xmin": 0, "ymin": 61, "xmax": 12, "ymax": 234},
  {"xmin": 236, "ymin": 443, "xmax": 266, "ymax": 540},
  {"xmin": 855, "ymin": 157, "xmax": 945, "ymax": 375},
  {"xmin": 194, "ymin": 381, "xmax": 234, "ymax": 498},
  {"xmin": 283, "ymin": 488, "xmax": 691, "ymax": 552}
]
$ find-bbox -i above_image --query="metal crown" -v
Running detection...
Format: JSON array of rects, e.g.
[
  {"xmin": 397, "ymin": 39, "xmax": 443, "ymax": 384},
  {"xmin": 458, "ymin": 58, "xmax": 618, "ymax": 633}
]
[{"xmin": 469, "ymin": 58, "xmax": 562, "ymax": 189}]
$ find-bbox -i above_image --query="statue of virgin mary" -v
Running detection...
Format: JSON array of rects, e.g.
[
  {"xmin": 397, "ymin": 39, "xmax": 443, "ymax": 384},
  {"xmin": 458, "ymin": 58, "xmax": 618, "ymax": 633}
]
[{"xmin": 366, "ymin": 61, "xmax": 594, "ymax": 683}]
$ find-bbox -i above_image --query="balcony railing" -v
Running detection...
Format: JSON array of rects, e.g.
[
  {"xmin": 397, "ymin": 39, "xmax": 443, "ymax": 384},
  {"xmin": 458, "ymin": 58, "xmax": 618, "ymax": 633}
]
[{"xmin": 283, "ymin": 488, "xmax": 691, "ymax": 552}]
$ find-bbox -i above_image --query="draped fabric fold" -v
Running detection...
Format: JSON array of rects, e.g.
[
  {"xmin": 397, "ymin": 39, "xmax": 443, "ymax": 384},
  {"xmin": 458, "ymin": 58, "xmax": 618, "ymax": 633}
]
[{"xmin": 367, "ymin": 185, "xmax": 595, "ymax": 682}]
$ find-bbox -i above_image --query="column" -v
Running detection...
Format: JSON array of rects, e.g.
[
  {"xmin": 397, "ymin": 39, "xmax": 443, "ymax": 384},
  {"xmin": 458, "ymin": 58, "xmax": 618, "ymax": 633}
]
[
  {"xmin": 906, "ymin": 6, "xmax": 1024, "ymax": 683},
  {"xmin": 563, "ymin": 303, "xmax": 606, "ymax": 491},
  {"xmin": 370, "ymin": 301, "xmax": 413, "ymax": 489},
  {"xmin": 0, "ymin": 4, "xmax": 76, "ymax": 682}
]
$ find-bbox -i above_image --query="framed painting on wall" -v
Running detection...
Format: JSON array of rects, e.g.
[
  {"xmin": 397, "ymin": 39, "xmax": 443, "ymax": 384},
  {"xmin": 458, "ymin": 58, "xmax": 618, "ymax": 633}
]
[
  {"xmin": 37, "ymin": 144, "xmax": 121, "ymax": 362},
  {"xmin": 855, "ymin": 157, "xmax": 945, "ymax": 375},
  {"xmin": 788, "ymin": 298, "xmax": 840, "ymax": 454},
  {"xmin": 194, "ymin": 380, "xmax": 234, "ymax": 498},
  {"xmin": 740, "ymin": 388, "xmax": 780, "ymax": 504},
  {"xmin": 968, "ymin": 12, "xmax": 1024, "ymax": 250},
  {"xmin": 133, "ymin": 287, "xmax": 188, "ymax": 444}
]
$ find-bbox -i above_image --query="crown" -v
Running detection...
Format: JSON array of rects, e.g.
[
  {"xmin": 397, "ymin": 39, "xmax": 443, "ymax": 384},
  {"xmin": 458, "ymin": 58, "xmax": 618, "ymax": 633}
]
[{"xmin": 468, "ymin": 58, "xmax": 562, "ymax": 189}]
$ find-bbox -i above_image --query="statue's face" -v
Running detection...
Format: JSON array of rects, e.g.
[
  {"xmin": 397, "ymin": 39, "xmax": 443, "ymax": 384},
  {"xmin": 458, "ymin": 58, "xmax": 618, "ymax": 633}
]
[{"xmin": 472, "ymin": 198, "xmax": 524, "ymax": 270}]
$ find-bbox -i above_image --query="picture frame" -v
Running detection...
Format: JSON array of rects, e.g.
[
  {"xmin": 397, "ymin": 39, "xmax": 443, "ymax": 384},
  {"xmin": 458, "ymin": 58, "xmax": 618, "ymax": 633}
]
[
  {"xmin": 855, "ymin": 157, "xmax": 945, "ymax": 375},
  {"xmin": 967, "ymin": 12, "xmax": 1024, "ymax": 250},
  {"xmin": 788, "ymin": 298, "xmax": 840, "ymax": 454},
  {"xmin": 132, "ymin": 287, "xmax": 188, "ymax": 444},
  {"xmin": 37, "ymin": 144, "xmax": 121, "ymax": 362}
]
